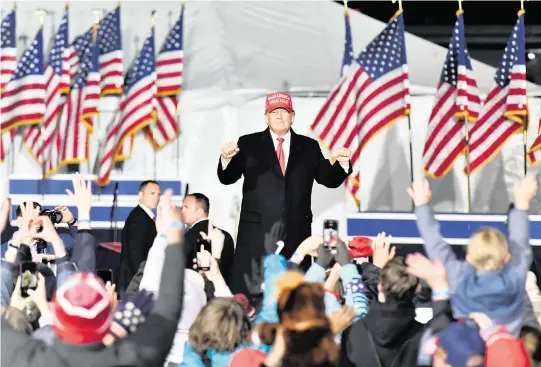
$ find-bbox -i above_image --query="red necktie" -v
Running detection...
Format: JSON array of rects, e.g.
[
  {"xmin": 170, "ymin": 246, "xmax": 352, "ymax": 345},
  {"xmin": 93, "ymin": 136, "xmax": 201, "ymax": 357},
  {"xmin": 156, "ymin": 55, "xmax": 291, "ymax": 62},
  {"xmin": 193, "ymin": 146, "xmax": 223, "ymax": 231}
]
[{"xmin": 276, "ymin": 138, "xmax": 286, "ymax": 175}]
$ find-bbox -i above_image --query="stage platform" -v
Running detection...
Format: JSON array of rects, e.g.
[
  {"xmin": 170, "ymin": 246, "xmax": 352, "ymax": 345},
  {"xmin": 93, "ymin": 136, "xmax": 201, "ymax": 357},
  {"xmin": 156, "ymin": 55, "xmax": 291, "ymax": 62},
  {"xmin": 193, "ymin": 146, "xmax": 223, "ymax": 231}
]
[{"xmin": 347, "ymin": 212, "xmax": 541, "ymax": 246}]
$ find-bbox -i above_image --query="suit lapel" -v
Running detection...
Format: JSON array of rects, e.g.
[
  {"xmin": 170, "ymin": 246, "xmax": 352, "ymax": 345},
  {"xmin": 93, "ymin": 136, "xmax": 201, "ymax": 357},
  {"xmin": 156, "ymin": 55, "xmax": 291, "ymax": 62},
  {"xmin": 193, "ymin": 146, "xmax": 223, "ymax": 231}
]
[
  {"xmin": 285, "ymin": 129, "xmax": 301, "ymax": 177},
  {"xmin": 261, "ymin": 128, "xmax": 284, "ymax": 178}
]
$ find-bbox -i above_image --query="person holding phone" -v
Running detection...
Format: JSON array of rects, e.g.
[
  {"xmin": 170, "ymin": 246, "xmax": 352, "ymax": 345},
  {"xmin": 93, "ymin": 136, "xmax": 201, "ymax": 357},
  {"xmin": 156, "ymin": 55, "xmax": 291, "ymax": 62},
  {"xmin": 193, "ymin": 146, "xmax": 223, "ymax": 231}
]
[
  {"xmin": 180, "ymin": 193, "xmax": 235, "ymax": 285},
  {"xmin": 218, "ymin": 92, "xmax": 352, "ymax": 302}
]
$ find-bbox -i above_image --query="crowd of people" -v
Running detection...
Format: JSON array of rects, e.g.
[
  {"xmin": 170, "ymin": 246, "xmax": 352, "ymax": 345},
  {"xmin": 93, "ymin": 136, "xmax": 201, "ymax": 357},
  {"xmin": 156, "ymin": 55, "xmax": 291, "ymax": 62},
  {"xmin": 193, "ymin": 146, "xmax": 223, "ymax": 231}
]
[{"xmin": 0, "ymin": 172, "xmax": 539, "ymax": 367}]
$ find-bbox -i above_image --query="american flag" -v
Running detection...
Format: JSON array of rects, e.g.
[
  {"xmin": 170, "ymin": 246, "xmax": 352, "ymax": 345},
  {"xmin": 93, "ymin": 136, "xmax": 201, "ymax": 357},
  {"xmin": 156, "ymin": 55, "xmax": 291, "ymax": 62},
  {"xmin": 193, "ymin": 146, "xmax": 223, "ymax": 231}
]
[
  {"xmin": 146, "ymin": 5, "xmax": 184, "ymax": 150},
  {"xmin": 23, "ymin": 7, "xmax": 69, "ymax": 164},
  {"xmin": 46, "ymin": 31, "xmax": 100, "ymax": 177},
  {"xmin": 63, "ymin": 5, "xmax": 123, "ymax": 95},
  {"xmin": 311, "ymin": 10, "xmax": 409, "ymax": 202},
  {"xmin": 0, "ymin": 8, "xmax": 16, "ymax": 93},
  {"xmin": 341, "ymin": 8, "xmax": 354, "ymax": 77},
  {"xmin": 466, "ymin": 11, "xmax": 527, "ymax": 175},
  {"xmin": 0, "ymin": 8, "xmax": 16, "ymax": 162},
  {"xmin": 528, "ymin": 117, "xmax": 541, "ymax": 167},
  {"xmin": 423, "ymin": 11, "xmax": 481, "ymax": 178},
  {"xmin": 0, "ymin": 28, "xmax": 45, "ymax": 134},
  {"xmin": 97, "ymin": 28, "xmax": 156, "ymax": 186}
]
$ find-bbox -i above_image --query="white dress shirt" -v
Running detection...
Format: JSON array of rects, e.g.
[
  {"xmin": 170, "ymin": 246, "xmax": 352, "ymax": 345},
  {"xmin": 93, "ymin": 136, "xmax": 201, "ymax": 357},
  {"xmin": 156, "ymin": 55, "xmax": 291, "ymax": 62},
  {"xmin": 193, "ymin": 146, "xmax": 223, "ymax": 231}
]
[
  {"xmin": 221, "ymin": 129, "xmax": 349, "ymax": 172},
  {"xmin": 138, "ymin": 203, "xmax": 155, "ymax": 220}
]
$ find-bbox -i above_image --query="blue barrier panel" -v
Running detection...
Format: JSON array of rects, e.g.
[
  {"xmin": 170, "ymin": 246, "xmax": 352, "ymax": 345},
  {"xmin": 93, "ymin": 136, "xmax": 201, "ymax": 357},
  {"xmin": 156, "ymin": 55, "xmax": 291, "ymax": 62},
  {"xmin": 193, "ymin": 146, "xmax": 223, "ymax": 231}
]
[
  {"xmin": 9, "ymin": 178, "xmax": 182, "ymax": 196},
  {"xmin": 347, "ymin": 212, "xmax": 541, "ymax": 246},
  {"xmin": 8, "ymin": 177, "xmax": 183, "ymax": 229}
]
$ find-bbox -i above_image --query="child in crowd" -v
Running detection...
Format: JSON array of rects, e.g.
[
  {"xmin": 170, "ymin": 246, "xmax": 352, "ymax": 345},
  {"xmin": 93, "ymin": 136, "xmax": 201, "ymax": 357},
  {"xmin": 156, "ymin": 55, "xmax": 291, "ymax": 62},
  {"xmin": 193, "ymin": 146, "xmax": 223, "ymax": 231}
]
[{"xmin": 408, "ymin": 176, "xmax": 538, "ymax": 335}]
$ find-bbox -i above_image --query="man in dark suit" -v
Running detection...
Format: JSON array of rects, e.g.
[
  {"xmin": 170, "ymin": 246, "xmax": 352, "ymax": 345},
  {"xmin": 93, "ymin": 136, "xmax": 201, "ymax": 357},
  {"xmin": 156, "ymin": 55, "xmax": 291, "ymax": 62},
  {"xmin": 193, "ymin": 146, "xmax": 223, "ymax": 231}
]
[
  {"xmin": 180, "ymin": 193, "xmax": 235, "ymax": 285},
  {"xmin": 217, "ymin": 91, "xmax": 352, "ymax": 301},
  {"xmin": 117, "ymin": 180, "xmax": 160, "ymax": 292}
]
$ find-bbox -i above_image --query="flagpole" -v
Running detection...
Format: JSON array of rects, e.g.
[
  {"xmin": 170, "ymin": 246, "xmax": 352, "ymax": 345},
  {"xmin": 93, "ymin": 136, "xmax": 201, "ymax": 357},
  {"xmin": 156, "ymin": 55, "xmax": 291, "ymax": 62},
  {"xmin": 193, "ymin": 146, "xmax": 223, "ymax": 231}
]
[
  {"xmin": 37, "ymin": 8, "xmax": 46, "ymax": 197},
  {"xmin": 457, "ymin": 0, "xmax": 472, "ymax": 213},
  {"xmin": 521, "ymin": 0, "xmax": 528, "ymax": 176},
  {"xmin": 150, "ymin": 11, "xmax": 158, "ymax": 181},
  {"xmin": 394, "ymin": 0, "xmax": 415, "ymax": 211}
]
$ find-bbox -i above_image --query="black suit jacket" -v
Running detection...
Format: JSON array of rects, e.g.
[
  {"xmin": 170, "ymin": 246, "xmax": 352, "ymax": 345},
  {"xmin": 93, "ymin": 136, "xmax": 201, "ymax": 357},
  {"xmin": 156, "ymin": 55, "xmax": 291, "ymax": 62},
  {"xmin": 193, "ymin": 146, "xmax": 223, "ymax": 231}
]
[
  {"xmin": 184, "ymin": 219, "xmax": 235, "ymax": 286},
  {"xmin": 118, "ymin": 205, "xmax": 157, "ymax": 291},
  {"xmin": 217, "ymin": 128, "xmax": 351, "ymax": 297}
]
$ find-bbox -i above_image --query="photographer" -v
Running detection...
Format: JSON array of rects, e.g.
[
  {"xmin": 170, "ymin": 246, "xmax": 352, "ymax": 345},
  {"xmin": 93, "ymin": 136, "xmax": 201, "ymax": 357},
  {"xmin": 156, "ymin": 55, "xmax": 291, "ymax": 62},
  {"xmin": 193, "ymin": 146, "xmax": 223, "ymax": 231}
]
[{"xmin": 1, "ymin": 203, "xmax": 78, "ymax": 262}]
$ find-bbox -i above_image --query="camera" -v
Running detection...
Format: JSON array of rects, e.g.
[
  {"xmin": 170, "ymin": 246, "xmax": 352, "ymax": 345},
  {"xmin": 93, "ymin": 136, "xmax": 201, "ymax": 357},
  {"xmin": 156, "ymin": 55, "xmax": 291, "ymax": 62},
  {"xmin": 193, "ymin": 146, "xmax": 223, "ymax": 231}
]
[{"xmin": 40, "ymin": 209, "xmax": 63, "ymax": 224}]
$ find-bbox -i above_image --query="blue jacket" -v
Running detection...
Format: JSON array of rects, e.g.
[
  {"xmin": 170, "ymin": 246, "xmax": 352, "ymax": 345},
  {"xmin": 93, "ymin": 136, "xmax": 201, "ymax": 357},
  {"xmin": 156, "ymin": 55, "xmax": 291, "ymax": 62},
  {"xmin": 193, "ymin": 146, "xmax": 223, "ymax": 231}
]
[
  {"xmin": 414, "ymin": 205, "xmax": 531, "ymax": 335},
  {"xmin": 179, "ymin": 342, "xmax": 270, "ymax": 367}
]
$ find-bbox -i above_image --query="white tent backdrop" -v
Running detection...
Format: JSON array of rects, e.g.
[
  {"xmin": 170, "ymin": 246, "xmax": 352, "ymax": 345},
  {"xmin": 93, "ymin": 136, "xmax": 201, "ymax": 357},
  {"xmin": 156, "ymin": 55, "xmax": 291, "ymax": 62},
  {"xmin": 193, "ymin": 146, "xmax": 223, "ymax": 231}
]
[{"xmin": 1, "ymin": 1, "xmax": 541, "ymax": 237}]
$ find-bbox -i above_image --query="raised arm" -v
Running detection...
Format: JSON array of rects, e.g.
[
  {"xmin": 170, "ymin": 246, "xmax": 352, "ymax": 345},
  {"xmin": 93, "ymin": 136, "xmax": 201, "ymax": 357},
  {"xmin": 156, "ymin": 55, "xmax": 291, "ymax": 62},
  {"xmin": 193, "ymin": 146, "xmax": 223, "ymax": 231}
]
[
  {"xmin": 314, "ymin": 143, "xmax": 352, "ymax": 188},
  {"xmin": 217, "ymin": 140, "xmax": 244, "ymax": 185},
  {"xmin": 408, "ymin": 180, "xmax": 465, "ymax": 291},
  {"xmin": 508, "ymin": 176, "xmax": 537, "ymax": 278}
]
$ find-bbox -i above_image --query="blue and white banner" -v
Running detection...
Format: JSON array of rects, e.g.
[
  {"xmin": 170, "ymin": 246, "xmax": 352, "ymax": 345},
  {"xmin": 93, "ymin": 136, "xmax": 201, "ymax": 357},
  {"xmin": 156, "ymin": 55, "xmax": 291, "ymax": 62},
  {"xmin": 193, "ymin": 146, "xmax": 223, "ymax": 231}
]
[
  {"xmin": 348, "ymin": 212, "xmax": 541, "ymax": 246},
  {"xmin": 8, "ymin": 175, "xmax": 184, "ymax": 229}
]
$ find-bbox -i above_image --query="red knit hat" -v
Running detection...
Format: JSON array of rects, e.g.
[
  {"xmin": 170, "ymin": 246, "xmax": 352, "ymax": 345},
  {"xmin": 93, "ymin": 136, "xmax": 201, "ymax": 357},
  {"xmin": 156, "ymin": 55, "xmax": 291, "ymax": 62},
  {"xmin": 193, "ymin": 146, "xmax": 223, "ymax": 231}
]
[
  {"xmin": 485, "ymin": 327, "xmax": 531, "ymax": 367},
  {"xmin": 233, "ymin": 293, "xmax": 255, "ymax": 319},
  {"xmin": 348, "ymin": 236, "xmax": 373, "ymax": 258},
  {"xmin": 52, "ymin": 272, "xmax": 113, "ymax": 344}
]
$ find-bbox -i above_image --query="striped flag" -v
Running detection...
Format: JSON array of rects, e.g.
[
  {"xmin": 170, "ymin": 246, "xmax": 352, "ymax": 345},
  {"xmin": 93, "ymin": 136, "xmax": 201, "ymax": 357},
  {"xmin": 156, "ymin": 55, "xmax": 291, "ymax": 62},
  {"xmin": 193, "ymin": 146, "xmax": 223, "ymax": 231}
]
[
  {"xmin": 0, "ymin": 8, "xmax": 16, "ymax": 93},
  {"xmin": 97, "ymin": 28, "xmax": 156, "ymax": 186},
  {"xmin": 61, "ymin": 30, "xmax": 92, "ymax": 94},
  {"xmin": 0, "ymin": 28, "xmax": 45, "ymax": 133},
  {"xmin": 466, "ymin": 11, "xmax": 527, "ymax": 175},
  {"xmin": 341, "ymin": 8, "xmax": 354, "ymax": 77},
  {"xmin": 528, "ymin": 118, "xmax": 541, "ymax": 167},
  {"xmin": 0, "ymin": 8, "xmax": 16, "ymax": 163},
  {"xmin": 23, "ymin": 7, "xmax": 69, "ymax": 164},
  {"xmin": 63, "ymin": 5, "xmax": 123, "ymax": 95},
  {"xmin": 46, "ymin": 30, "xmax": 100, "ymax": 176},
  {"xmin": 311, "ymin": 10, "xmax": 410, "ymax": 202},
  {"xmin": 423, "ymin": 11, "xmax": 481, "ymax": 178},
  {"xmin": 145, "ymin": 5, "xmax": 183, "ymax": 150}
]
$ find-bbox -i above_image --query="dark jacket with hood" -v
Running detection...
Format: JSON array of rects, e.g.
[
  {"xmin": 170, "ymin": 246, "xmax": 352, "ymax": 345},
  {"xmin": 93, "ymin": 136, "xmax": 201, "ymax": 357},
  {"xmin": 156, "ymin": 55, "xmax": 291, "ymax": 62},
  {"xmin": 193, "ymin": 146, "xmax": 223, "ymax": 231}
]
[{"xmin": 340, "ymin": 299, "xmax": 453, "ymax": 367}]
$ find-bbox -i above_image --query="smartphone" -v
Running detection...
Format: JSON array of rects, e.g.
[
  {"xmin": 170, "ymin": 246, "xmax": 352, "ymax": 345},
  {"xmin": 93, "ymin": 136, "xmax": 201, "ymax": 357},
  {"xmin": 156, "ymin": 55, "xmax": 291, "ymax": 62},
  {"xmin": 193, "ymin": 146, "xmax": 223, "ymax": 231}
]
[
  {"xmin": 196, "ymin": 251, "xmax": 210, "ymax": 271},
  {"xmin": 323, "ymin": 220, "xmax": 339, "ymax": 248},
  {"xmin": 20, "ymin": 261, "xmax": 39, "ymax": 297},
  {"xmin": 96, "ymin": 269, "xmax": 113, "ymax": 285}
]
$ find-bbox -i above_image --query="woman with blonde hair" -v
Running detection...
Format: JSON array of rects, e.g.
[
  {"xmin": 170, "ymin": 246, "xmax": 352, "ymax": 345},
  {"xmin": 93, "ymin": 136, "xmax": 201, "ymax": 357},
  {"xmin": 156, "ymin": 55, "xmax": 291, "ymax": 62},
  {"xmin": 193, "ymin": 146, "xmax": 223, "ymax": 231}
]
[{"xmin": 180, "ymin": 297, "xmax": 269, "ymax": 367}]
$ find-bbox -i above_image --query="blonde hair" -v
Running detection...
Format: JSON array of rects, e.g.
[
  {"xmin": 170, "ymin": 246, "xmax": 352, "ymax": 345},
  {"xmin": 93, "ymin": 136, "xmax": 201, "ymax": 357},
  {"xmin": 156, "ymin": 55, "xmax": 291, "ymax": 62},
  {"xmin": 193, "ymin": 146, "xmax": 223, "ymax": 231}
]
[
  {"xmin": 467, "ymin": 228, "xmax": 509, "ymax": 271},
  {"xmin": 188, "ymin": 297, "xmax": 251, "ymax": 356}
]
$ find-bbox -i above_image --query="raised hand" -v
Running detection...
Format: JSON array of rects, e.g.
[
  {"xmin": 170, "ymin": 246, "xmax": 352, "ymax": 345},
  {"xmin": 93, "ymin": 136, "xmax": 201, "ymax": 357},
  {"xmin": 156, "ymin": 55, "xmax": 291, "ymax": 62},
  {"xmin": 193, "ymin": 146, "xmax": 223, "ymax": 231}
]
[
  {"xmin": 221, "ymin": 141, "xmax": 239, "ymax": 162},
  {"xmin": 372, "ymin": 232, "xmax": 396, "ymax": 269},
  {"xmin": 200, "ymin": 221, "xmax": 225, "ymax": 259},
  {"xmin": 156, "ymin": 189, "xmax": 182, "ymax": 244},
  {"xmin": 513, "ymin": 175, "xmax": 538, "ymax": 210},
  {"xmin": 405, "ymin": 253, "xmax": 448, "ymax": 291},
  {"xmin": 407, "ymin": 180, "xmax": 432, "ymax": 207},
  {"xmin": 65, "ymin": 173, "xmax": 92, "ymax": 220},
  {"xmin": 335, "ymin": 147, "xmax": 351, "ymax": 163}
]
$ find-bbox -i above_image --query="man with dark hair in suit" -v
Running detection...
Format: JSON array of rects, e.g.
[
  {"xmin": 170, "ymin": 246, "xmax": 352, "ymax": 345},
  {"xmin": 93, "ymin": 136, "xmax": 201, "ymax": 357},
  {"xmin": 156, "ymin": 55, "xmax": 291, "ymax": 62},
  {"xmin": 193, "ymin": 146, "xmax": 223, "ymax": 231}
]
[
  {"xmin": 181, "ymin": 193, "xmax": 235, "ymax": 285},
  {"xmin": 218, "ymin": 91, "xmax": 351, "ymax": 302},
  {"xmin": 118, "ymin": 180, "xmax": 161, "ymax": 291}
]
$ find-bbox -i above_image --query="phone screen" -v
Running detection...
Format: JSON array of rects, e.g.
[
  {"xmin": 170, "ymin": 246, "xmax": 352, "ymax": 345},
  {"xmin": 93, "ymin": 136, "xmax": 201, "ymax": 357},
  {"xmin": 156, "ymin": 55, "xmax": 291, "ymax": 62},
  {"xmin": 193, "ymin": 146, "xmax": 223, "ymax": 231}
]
[
  {"xmin": 96, "ymin": 269, "xmax": 113, "ymax": 285},
  {"xmin": 196, "ymin": 252, "xmax": 210, "ymax": 271},
  {"xmin": 20, "ymin": 261, "xmax": 38, "ymax": 297},
  {"xmin": 323, "ymin": 220, "xmax": 339, "ymax": 248}
]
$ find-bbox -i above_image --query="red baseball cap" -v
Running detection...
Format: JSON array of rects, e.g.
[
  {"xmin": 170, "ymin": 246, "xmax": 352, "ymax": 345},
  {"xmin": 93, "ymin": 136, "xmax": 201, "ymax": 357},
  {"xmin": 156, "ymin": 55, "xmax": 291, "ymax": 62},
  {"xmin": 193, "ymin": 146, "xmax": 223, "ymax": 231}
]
[
  {"xmin": 348, "ymin": 236, "xmax": 374, "ymax": 258},
  {"xmin": 265, "ymin": 92, "xmax": 294, "ymax": 114},
  {"xmin": 52, "ymin": 272, "xmax": 113, "ymax": 345}
]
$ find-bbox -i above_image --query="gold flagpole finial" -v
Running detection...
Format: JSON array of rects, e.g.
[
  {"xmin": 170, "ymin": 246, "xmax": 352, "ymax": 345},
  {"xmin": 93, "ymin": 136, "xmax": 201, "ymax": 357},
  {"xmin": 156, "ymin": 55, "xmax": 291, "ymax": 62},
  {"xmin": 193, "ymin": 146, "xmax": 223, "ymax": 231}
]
[
  {"xmin": 36, "ymin": 8, "xmax": 46, "ymax": 27},
  {"xmin": 151, "ymin": 10, "xmax": 157, "ymax": 28}
]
